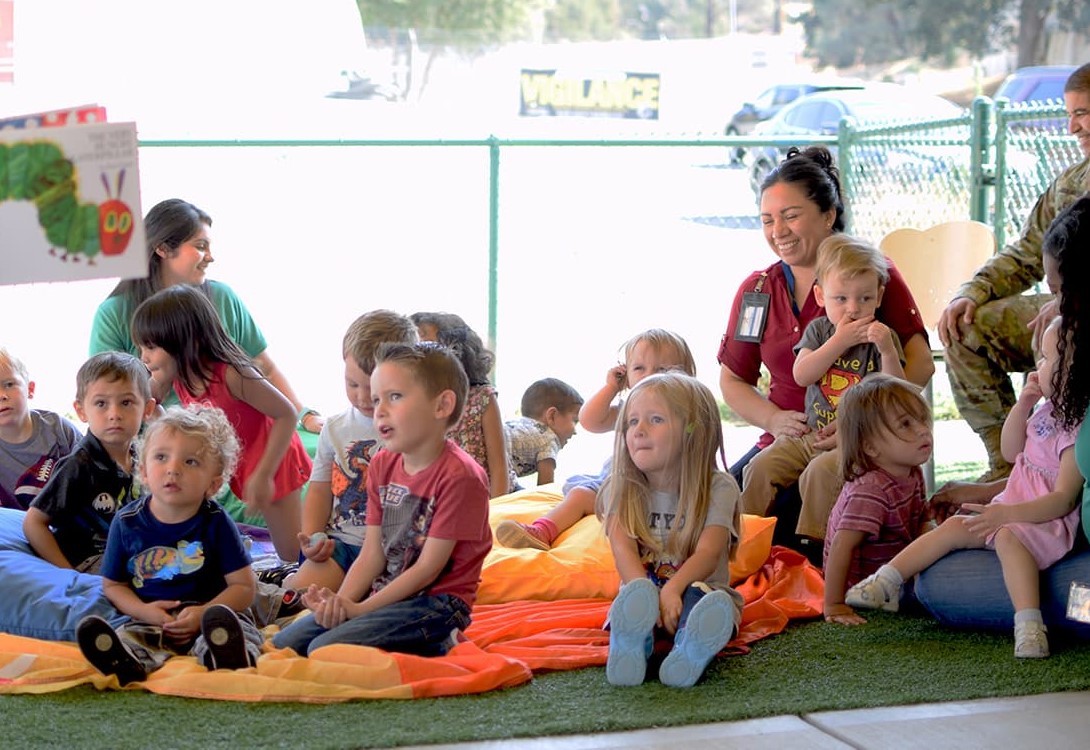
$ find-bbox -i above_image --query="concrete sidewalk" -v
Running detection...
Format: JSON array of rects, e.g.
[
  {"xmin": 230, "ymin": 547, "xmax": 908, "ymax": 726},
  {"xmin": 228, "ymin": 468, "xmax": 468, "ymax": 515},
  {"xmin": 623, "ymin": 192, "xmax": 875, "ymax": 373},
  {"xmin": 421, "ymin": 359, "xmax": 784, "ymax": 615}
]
[{"xmin": 399, "ymin": 691, "xmax": 1090, "ymax": 749}]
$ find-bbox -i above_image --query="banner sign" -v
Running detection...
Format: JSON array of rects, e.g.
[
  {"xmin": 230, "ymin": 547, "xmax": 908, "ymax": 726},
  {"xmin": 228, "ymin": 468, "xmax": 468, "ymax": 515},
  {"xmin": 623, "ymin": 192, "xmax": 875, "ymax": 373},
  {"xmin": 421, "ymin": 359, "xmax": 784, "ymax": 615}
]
[{"xmin": 519, "ymin": 69, "xmax": 660, "ymax": 120}]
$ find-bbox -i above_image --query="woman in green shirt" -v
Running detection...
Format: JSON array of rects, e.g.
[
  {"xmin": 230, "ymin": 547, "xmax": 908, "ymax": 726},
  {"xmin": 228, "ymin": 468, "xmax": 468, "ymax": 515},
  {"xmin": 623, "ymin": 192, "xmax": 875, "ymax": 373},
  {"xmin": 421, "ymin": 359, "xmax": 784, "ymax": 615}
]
[{"xmin": 89, "ymin": 198, "xmax": 324, "ymax": 434}]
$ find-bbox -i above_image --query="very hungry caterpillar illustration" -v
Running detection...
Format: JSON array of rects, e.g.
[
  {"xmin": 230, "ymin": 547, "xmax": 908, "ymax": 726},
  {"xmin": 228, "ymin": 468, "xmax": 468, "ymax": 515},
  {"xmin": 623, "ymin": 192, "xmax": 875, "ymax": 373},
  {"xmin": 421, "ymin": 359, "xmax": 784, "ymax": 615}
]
[{"xmin": 0, "ymin": 139, "xmax": 134, "ymax": 261}]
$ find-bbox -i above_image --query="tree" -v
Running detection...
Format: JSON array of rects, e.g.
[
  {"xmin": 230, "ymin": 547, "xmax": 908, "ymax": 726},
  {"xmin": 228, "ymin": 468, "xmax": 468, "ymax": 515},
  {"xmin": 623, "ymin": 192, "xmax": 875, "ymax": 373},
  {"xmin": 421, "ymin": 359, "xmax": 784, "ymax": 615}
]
[
  {"xmin": 800, "ymin": 0, "xmax": 1090, "ymax": 71},
  {"xmin": 356, "ymin": 0, "xmax": 540, "ymax": 99}
]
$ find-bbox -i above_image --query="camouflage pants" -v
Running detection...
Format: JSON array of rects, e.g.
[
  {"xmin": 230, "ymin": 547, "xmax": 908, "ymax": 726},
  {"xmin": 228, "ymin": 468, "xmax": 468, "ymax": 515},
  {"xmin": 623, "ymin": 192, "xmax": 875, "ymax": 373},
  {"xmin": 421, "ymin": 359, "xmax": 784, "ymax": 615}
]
[{"xmin": 944, "ymin": 293, "xmax": 1051, "ymax": 435}]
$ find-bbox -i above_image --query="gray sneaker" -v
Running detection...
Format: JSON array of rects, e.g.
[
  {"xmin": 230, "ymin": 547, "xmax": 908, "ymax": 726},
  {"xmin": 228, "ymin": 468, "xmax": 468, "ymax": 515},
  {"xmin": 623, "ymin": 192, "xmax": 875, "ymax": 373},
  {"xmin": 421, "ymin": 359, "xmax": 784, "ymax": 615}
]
[
  {"xmin": 845, "ymin": 573, "xmax": 901, "ymax": 612},
  {"xmin": 1014, "ymin": 621, "xmax": 1049, "ymax": 659}
]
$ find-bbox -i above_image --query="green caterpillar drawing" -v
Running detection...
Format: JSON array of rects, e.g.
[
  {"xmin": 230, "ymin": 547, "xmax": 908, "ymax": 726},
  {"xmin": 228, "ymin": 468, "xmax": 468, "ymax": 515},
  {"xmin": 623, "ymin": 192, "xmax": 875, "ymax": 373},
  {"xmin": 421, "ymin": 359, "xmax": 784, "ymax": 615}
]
[{"xmin": 0, "ymin": 139, "xmax": 134, "ymax": 262}]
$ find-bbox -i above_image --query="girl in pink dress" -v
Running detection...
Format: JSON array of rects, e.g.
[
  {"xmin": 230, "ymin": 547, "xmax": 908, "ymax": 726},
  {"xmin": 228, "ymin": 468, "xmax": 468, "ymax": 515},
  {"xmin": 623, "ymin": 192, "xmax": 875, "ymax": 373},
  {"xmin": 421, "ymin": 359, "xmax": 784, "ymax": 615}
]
[
  {"xmin": 845, "ymin": 316, "xmax": 1084, "ymax": 659},
  {"xmin": 132, "ymin": 286, "xmax": 310, "ymax": 562}
]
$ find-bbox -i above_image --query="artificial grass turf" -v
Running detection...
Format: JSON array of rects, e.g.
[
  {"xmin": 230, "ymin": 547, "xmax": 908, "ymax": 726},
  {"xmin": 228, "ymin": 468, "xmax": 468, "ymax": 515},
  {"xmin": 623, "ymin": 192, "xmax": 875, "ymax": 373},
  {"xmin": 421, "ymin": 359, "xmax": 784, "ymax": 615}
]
[{"xmin": 3, "ymin": 608, "xmax": 1088, "ymax": 750}]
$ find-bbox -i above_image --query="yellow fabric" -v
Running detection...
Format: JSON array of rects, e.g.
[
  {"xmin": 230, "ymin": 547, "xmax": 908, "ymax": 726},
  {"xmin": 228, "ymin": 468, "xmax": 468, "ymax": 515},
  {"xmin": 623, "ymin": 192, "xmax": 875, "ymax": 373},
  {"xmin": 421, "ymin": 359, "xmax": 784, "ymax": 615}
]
[{"xmin": 480, "ymin": 484, "xmax": 776, "ymax": 604}]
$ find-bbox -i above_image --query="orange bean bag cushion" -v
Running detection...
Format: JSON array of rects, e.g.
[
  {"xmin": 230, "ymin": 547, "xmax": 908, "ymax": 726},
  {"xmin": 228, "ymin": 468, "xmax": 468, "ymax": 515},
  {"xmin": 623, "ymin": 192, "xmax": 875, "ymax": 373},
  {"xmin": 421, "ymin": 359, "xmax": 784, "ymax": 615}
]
[{"xmin": 478, "ymin": 484, "xmax": 776, "ymax": 605}]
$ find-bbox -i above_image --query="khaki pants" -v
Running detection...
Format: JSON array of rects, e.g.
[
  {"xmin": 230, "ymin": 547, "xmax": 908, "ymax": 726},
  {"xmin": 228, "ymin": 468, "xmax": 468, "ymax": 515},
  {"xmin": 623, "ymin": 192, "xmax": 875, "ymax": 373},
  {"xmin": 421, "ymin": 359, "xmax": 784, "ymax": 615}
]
[{"xmin": 741, "ymin": 433, "xmax": 843, "ymax": 539}]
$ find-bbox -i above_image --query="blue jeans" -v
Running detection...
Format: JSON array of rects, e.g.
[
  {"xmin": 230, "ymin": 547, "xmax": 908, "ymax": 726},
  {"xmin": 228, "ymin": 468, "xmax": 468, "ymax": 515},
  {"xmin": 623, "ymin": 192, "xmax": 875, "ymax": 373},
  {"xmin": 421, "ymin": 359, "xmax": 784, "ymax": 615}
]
[
  {"xmin": 271, "ymin": 593, "xmax": 471, "ymax": 657},
  {"xmin": 915, "ymin": 543, "xmax": 1090, "ymax": 638}
]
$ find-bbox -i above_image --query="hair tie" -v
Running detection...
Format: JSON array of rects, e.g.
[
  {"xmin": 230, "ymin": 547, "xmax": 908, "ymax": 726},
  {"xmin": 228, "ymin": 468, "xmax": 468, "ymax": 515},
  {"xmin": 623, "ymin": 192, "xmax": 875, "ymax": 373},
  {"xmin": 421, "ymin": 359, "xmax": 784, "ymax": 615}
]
[{"xmin": 685, "ymin": 422, "xmax": 695, "ymax": 434}]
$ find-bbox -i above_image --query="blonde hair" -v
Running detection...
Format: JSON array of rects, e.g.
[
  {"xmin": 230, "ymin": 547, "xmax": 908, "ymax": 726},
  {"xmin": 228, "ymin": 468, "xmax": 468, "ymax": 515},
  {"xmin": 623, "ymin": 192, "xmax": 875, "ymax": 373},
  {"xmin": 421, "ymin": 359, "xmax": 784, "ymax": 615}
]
[
  {"xmin": 608, "ymin": 372, "xmax": 737, "ymax": 561},
  {"xmin": 0, "ymin": 348, "xmax": 30, "ymax": 383},
  {"xmin": 621, "ymin": 329, "xmax": 697, "ymax": 383},
  {"xmin": 837, "ymin": 373, "xmax": 931, "ymax": 482},
  {"xmin": 138, "ymin": 404, "xmax": 240, "ymax": 486},
  {"xmin": 815, "ymin": 234, "xmax": 889, "ymax": 287},
  {"xmin": 342, "ymin": 309, "xmax": 419, "ymax": 374}
]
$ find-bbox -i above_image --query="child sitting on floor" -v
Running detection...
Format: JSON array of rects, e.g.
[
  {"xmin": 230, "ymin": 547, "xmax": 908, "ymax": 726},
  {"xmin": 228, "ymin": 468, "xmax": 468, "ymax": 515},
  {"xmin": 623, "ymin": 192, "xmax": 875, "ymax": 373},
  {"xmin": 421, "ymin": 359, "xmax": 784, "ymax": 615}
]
[
  {"xmin": 505, "ymin": 377, "xmax": 583, "ymax": 486},
  {"xmin": 847, "ymin": 317, "xmax": 1082, "ymax": 658},
  {"xmin": 289, "ymin": 309, "xmax": 419, "ymax": 592},
  {"xmin": 822, "ymin": 374, "xmax": 932, "ymax": 626},
  {"xmin": 24, "ymin": 352, "xmax": 156, "ymax": 572},
  {"xmin": 601, "ymin": 372, "xmax": 742, "ymax": 688},
  {"xmin": 496, "ymin": 329, "xmax": 696, "ymax": 550},
  {"xmin": 272, "ymin": 342, "xmax": 492, "ymax": 657},
  {"xmin": 0, "ymin": 347, "xmax": 81, "ymax": 510},
  {"xmin": 76, "ymin": 405, "xmax": 262, "ymax": 685}
]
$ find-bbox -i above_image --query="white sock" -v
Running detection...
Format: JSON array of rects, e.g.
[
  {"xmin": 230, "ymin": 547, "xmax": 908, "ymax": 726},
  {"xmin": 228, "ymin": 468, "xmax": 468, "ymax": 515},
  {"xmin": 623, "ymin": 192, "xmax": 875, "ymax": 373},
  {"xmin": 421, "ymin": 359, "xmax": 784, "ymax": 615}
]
[
  {"xmin": 1014, "ymin": 608, "xmax": 1043, "ymax": 626},
  {"xmin": 876, "ymin": 564, "xmax": 904, "ymax": 589}
]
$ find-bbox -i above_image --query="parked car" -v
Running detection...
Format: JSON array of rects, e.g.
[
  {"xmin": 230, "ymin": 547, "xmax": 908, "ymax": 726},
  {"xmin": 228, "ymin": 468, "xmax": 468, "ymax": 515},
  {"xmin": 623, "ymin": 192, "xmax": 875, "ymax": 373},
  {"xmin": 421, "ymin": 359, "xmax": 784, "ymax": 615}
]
[
  {"xmin": 994, "ymin": 65, "xmax": 1076, "ymax": 105},
  {"xmin": 744, "ymin": 85, "xmax": 965, "ymax": 197},
  {"xmin": 724, "ymin": 79, "xmax": 864, "ymax": 163}
]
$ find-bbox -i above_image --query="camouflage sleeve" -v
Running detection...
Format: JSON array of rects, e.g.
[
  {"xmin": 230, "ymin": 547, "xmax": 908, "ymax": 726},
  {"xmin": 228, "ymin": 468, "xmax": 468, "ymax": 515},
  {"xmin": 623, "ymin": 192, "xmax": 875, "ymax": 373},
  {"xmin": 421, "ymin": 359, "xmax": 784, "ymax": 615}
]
[{"xmin": 956, "ymin": 158, "xmax": 1090, "ymax": 306}]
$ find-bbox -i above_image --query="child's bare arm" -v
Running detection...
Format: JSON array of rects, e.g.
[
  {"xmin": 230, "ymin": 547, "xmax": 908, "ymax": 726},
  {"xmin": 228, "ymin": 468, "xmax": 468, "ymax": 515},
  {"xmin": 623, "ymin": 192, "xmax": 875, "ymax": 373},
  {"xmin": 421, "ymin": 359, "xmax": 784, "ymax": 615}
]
[
  {"xmin": 823, "ymin": 528, "xmax": 868, "ymax": 625},
  {"xmin": 481, "ymin": 398, "xmax": 511, "ymax": 497},
  {"xmin": 536, "ymin": 458, "xmax": 556, "ymax": 485},
  {"xmin": 794, "ymin": 319, "xmax": 871, "ymax": 387},
  {"xmin": 335, "ymin": 524, "xmax": 386, "ymax": 602},
  {"xmin": 660, "ymin": 524, "xmax": 729, "ymax": 634},
  {"xmin": 963, "ymin": 446, "xmax": 1082, "ymax": 534},
  {"xmin": 22, "ymin": 508, "xmax": 72, "ymax": 569},
  {"xmin": 606, "ymin": 516, "xmax": 648, "ymax": 584},
  {"xmin": 579, "ymin": 365, "xmax": 626, "ymax": 433},
  {"xmin": 227, "ymin": 365, "xmax": 296, "ymax": 506},
  {"xmin": 341, "ymin": 536, "xmax": 456, "ymax": 620},
  {"xmin": 1000, "ymin": 374, "xmax": 1041, "ymax": 463}
]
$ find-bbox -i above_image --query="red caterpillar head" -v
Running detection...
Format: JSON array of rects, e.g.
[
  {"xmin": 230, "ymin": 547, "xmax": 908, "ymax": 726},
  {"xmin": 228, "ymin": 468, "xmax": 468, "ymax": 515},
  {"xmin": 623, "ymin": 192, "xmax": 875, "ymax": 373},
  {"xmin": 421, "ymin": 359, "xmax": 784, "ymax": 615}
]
[{"xmin": 99, "ymin": 170, "xmax": 133, "ymax": 256}]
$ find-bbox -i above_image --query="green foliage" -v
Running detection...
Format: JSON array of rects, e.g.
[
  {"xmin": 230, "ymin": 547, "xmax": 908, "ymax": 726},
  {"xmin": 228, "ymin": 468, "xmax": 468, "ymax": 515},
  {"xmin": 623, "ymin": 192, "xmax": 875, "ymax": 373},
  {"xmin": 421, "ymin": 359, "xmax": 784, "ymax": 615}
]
[
  {"xmin": 356, "ymin": 0, "xmax": 539, "ymax": 44},
  {"xmin": 545, "ymin": 0, "xmax": 622, "ymax": 41},
  {"xmin": 799, "ymin": 0, "xmax": 1090, "ymax": 70}
]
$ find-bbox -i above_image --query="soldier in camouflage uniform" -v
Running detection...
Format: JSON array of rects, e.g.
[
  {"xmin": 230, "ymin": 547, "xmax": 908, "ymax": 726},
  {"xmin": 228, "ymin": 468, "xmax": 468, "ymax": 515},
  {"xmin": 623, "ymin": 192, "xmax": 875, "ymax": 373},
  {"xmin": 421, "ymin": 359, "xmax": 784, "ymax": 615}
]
[{"xmin": 938, "ymin": 62, "xmax": 1090, "ymax": 481}]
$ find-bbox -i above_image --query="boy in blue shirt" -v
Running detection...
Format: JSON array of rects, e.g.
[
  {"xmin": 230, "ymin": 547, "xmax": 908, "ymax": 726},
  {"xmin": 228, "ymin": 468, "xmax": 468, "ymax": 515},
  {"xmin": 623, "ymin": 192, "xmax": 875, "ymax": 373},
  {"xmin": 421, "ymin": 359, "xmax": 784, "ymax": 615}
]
[{"xmin": 77, "ymin": 405, "xmax": 261, "ymax": 685}]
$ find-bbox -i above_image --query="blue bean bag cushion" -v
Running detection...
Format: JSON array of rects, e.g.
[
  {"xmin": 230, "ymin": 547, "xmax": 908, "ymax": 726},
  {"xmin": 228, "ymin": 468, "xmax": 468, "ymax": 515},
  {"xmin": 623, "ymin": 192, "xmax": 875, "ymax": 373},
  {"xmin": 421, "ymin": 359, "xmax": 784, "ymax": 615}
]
[{"xmin": 0, "ymin": 508, "xmax": 125, "ymax": 641}]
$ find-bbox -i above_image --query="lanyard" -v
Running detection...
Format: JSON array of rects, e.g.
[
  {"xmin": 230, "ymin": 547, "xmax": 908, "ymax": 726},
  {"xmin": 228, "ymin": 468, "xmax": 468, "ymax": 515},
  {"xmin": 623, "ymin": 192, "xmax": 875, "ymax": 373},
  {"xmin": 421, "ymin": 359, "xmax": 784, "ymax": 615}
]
[{"xmin": 781, "ymin": 261, "xmax": 801, "ymax": 316}]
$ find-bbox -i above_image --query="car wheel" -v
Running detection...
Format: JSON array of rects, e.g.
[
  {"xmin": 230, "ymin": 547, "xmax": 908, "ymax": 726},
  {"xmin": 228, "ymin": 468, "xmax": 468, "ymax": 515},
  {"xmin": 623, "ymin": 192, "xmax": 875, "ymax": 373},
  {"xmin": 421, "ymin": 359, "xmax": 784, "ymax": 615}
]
[
  {"xmin": 726, "ymin": 126, "xmax": 744, "ymax": 166},
  {"xmin": 749, "ymin": 157, "xmax": 773, "ymax": 199}
]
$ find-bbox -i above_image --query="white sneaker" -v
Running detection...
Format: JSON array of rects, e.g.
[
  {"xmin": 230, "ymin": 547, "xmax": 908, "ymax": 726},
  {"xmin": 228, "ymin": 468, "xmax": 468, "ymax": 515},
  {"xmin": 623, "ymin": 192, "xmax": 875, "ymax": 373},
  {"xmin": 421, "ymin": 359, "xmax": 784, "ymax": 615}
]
[
  {"xmin": 845, "ymin": 573, "xmax": 900, "ymax": 612},
  {"xmin": 1014, "ymin": 621, "xmax": 1049, "ymax": 659}
]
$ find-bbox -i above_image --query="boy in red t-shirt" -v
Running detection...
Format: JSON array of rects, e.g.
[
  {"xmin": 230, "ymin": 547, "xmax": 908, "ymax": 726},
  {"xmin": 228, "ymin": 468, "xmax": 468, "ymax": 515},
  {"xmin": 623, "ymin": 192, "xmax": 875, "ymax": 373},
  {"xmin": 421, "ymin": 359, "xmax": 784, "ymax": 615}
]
[{"xmin": 272, "ymin": 341, "xmax": 492, "ymax": 656}]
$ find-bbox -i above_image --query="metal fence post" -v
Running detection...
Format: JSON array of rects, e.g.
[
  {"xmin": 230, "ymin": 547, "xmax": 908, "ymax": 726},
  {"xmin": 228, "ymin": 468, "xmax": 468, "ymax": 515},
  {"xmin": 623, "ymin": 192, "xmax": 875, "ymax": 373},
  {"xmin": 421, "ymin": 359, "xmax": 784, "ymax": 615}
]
[
  {"xmin": 990, "ymin": 98, "xmax": 1008, "ymax": 249},
  {"xmin": 969, "ymin": 96, "xmax": 993, "ymax": 226},
  {"xmin": 488, "ymin": 135, "xmax": 500, "ymax": 376},
  {"xmin": 838, "ymin": 118, "xmax": 855, "ymax": 233}
]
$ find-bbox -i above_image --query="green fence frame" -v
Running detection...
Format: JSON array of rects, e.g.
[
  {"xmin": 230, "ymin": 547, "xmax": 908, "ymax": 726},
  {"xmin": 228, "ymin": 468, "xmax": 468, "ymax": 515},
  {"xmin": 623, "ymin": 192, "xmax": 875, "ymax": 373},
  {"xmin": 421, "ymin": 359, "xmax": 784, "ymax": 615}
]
[{"xmin": 140, "ymin": 98, "xmax": 1075, "ymax": 357}]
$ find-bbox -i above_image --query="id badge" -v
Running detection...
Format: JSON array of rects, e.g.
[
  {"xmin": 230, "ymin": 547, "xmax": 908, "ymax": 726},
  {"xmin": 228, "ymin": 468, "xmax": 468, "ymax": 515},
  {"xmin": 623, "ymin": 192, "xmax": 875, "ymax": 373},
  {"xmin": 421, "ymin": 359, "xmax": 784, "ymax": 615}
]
[
  {"xmin": 1066, "ymin": 581, "xmax": 1090, "ymax": 623},
  {"xmin": 734, "ymin": 292, "xmax": 770, "ymax": 343}
]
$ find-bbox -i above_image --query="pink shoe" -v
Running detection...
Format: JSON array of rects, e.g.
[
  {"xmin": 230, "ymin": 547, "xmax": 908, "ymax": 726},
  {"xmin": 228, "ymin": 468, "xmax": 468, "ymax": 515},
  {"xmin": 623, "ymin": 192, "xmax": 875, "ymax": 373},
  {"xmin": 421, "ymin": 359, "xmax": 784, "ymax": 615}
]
[{"xmin": 495, "ymin": 520, "xmax": 551, "ymax": 550}]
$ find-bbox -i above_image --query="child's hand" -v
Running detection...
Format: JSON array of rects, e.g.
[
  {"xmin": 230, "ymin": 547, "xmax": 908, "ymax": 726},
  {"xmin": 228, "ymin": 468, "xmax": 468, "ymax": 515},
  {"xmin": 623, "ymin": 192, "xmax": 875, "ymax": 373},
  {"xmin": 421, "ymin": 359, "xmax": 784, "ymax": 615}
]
[
  {"xmin": 163, "ymin": 605, "xmax": 203, "ymax": 639},
  {"xmin": 607, "ymin": 364, "xmax": 627, "ymax": 392},
  {"xmin": 139, "ymin": 599, "xmax": 181, "ymax": 626},
  {"xmin": 813, "ymin": 419, "xmax": 838, "ymax": 451},
  {"xmin": 865, "ymin": 321, "xmax": 895, "ymax": 352},
  {"xmin": 243, "ymin": 471, "xmax": 276, "ymax": 510},
  {"xmin": 824, "ymin": 602, "xmax": 866, "ymax": 625},
  {"xmin": 659, "ymin": 585, "xmax": 684, "ymax": 635},
  {"xmin": 960, "ymin": 502, "xmax": 1011, "ymax": 538},
  {"xmin": 1019, "ymin": 372, "xmax": 1043, "ymax": 404},
  {"xmin": 298, "ymin": 532, "xmax": 335, "ymax": 562},
  {"xmin": 832, "ymin": 315, "xmax": 876, "ymax": 347},
  {"xmin": 311, "ymin": 589, "xmax": 352, "ymax": 630}
]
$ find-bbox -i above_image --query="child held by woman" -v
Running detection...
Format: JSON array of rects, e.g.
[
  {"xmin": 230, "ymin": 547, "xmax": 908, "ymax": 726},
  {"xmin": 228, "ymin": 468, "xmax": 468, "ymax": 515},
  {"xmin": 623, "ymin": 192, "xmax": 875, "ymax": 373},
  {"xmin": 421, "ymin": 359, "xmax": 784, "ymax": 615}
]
[
  {"xmin": 132, "ymin": 285, "xmax": 311, "ymax": 562},
  {"xmin": 822, "ymin": 374, "xmax": 932, "ymax": 626},
  {"xmin": 496, "ymin": 329, "xmax": 697, "ymax": 551},
  {"xmin": 847, "ymin": 316, "xmax": 1082, "ymax": 658},
  {"xmin": 601, "ymin": 372, "xmax": 742, "ymax": 688}
]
